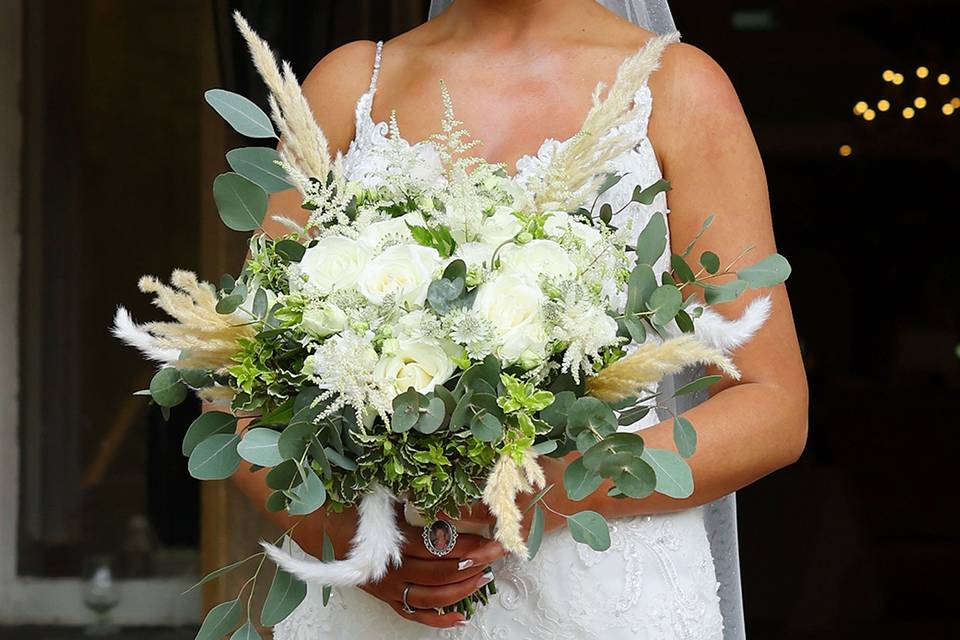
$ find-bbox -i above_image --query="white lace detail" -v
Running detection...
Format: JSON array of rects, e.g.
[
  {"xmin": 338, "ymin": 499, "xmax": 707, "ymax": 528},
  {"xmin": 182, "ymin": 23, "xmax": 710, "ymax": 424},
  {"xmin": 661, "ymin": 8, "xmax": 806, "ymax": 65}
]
[{"xmin": 275, "ymin": 35, "xmax": 724, "ymax": 640}]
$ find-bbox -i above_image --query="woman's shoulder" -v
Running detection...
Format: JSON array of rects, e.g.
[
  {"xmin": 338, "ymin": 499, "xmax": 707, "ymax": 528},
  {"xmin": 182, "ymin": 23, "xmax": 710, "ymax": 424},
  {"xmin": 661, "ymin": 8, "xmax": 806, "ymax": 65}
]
[{"xmin": 300, "ymin": 40, "xmax": 381, "ymax": 153}]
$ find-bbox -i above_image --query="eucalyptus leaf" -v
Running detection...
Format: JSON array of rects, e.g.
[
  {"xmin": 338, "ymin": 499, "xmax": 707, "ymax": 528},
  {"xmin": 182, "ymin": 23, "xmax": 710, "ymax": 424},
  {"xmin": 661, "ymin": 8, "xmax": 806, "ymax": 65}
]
[
  {"xmin": 265, "ymin": 490, "xmax": 288, "ymax": 513},
  {"xmin": 673, "ymin": 416, "xmax": 698, "ymax": 458},
  {"xmin": 205, "ymin": 89, "xmax": 276, "ymax": 138},
  {"xmin": 415, "ymin": 397, "xmax": 446, "ymax": 434},
  {"xmin": 673, "ymin": 375, "xmax": 722, "ymax": 398},
  {"xmin": 641, "ymin": 448, "xmax": 694, "ymax": 499},
  {"xmin": 625, "ymin": 264, "xmax": 658, "ymax": 315},
  {"xmin": 149, "ymin": 368, "xmax": 187, "ymax": 408},
  {"xmin": 675, "ymin": 309, "xmax": 695, "ymax": 333},
  {"xmin": 527, "ymin": 504, "xmax": 545, "ymax": 560},
  {"xmin": 617, "ymin": 404, "xmax": 651, "ymax": 426},
  {"xmin": 261, "ymin": 568, "xmax": 308, "ymax": 626},
  {"xmin": 599, "ymin": 203, "xmax": 613, "ymax": 225},
  {"xmin": 237, "ymin": 428, "xmax": 283, "ymax": 467},
  {"xmin": 187, "ymin": 433, "xmax": 241, "ymax": 480},
  {"xmin": 470, "ymin": 412, "xmax": 503, "ymax": 443},
  {"xmin": 737, "ymin": 253, "xmax": 792, "ymax": 288},
  {"xmin": 566, "ymin": 397, "xmax": 617, "ymax": 440},
  {"xmin": 624, "ymin": 315, "xmax": 647, "ymax": 343},
  {"xmin": 700, "ymin": 251, "xmax": 720, "ymax": 274},
  {"xmin": 180, "ymin": 368, "xmax": 214, "ymax": 388},
  {"xmin": 226, "ymin": 147, "xmax": 292, "ymax": 193},
  {"xmin": 195, "ymin": 599, "xmax": 242, "ymax": 640},
  {"xmin": 634, "ymin": 212, "xmax": 667, "ymax": 266},
  {"xmin": 275, "ymin": 239, "xmax": 306, "ymax": 262},
  {"xmin": 581, "ymin": 432, "xmax": 645, "ymax": 473},
  {"xmin": 647, "ymin": 285, "xmax": 683, "ymax": 326},
  {"xmin": 671, "ymin": 254, "xmax": 696, "ymax": 284},
  {"xmin": 392, "ymin": 388, "xmax": 423, "ymax": 433},
  {"xmin": 230, "ymin": 622, "xmax": 261, "ymax": 640},
  {"xmin": 277, "ymin": 422, "xmax": 315, "ymax": 460},
  {"xmin": 563, "ymin": 457, "xmax": 603, "ymax": 501},
  {"xmin": 611, "ymin": 456, "xmax": 656, "ymax": 498},
  {"xmin": 531, "ymin": 439, "xmax": 558, "ymax": 455},
  {"xmin": 701, "ymin": 280, "xmax": 748, "ymax": 304},
  {"xmin": 324, "ymin": 447, "xmax": 358, "ymax": 471},
  {"xmin": 266, "ymin": 459, "xmax": 303, "ymax": 490},
  {"xmin": 287, "ymin": 469, "xmax": 326, "ymax": 516},
  {"xmin": 252, "ymin": 288, "xmax": 268, "ymax": 318},
  {"xmin": 184, "ymin": 554, "xmax": 258, "ymax": 593},
  {"xmin": 680, "ymin": 214, "xmax": 715, "ymax": 257},
  {"xmin": 567, "ymin": 511, "xmax": 611, "ymax": 551},
  {"xmin": 182, "ymin": 412, "xmax": 236, "ymax": 456},
  {"xmin": 213, "ymin": 172, "xmax": 268, "ymax": 232},
  {"xmin": 540, "ymin": 390, "xmax": 575, "ymax": 433},
  {"xmin": 216, "ymin": 292, "xmax": 244, "ymax": 315},
  {"xmin": 321, "ymin": 531, "xmax": 335, "ymax": 606},
  {"xmin": 632, "ymin": 179, "xmax": 671, "ymax": 205},
  {"xmin": 596, "ymin": 172, "xmax": 624, "ymax": 198}
]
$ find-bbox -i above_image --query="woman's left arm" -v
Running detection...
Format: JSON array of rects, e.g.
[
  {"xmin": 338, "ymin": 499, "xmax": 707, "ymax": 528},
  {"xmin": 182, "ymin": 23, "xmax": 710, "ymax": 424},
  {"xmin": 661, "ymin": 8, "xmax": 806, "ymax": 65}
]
[{"xmin": 538, "ymin": 44, "xmax": 808, "ymax": 528}]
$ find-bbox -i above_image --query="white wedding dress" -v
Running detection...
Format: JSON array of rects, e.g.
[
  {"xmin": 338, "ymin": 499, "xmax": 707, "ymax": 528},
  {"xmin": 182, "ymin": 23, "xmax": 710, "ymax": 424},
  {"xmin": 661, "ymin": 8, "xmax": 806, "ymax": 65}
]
[{"xmin": 274, "ymin": 34, "xmax": 725, "ymax": 640}]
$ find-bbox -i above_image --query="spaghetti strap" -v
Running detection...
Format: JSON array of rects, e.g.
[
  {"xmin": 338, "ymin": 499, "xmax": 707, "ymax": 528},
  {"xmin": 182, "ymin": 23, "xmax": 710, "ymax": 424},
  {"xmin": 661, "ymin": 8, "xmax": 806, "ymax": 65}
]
[{"xmin": 367, "ymin": 41, "xmax": 384, "ymax": 96}]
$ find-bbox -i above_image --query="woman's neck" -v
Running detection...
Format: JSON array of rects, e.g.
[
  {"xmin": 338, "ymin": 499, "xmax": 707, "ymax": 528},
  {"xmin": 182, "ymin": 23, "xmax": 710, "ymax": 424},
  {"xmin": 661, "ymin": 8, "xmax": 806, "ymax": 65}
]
[{"xmin": 438, "ymin": 0, "xmax": 597, "ymax": 45}]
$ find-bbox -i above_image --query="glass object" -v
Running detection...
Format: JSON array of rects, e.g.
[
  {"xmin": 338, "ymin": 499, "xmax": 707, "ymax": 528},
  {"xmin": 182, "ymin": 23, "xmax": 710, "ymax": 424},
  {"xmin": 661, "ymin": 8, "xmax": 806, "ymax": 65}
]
[{"xmin": 81, "ymin": 555, "xmax": 120, "ymax": 635}]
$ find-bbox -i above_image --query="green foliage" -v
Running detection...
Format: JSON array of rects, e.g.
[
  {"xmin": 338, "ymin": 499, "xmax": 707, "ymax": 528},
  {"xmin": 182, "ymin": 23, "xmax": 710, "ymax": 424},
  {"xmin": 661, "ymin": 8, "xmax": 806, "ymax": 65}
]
[
  {"xmin": 563, "ymin": 457, "xmax": 603, "ymax": 501},
  {"xmin": 183, "ymin": 412, "xmax": 236, "ymax": 456},
  {"xmin": 150, "ymin": 368, "xmax": 188, "ymax": 408},
  {"xmin": 634, "ymin": 212, "xmax": 667, "ymax": 266},
  {"xmin": 641, "ymin": 448, "xmax": 694, "ymax": 498},
  {"xmin": 567, "ymin": 511, "xmax": 611, "ymax": 551},
  {"xmin": 227, "ymin": 147, "xmax": 293, "ymax": 193},
  {"xmin": 527, "ymin": 504, "xmax": 545, "ymax": 560},
  {"xmin": 213, "ymin": 172, "xmax": 268, "ymax": 232},
  {"xmin": 237, "ymin": 428, "xmax": 283, "ymax": 467},
  {"xmin": 737, "ymin": 253, "xmax": 792, "ymax": 288},
  {"xmin": 230, "ymin": 622, "xmax": 262, "ymax": 640},
  {"xmin": 672, "ymin": 416, "xmax": 698, "ymax": 458},
  {"xmin": 188, "ymin": 433, "xmax": 241, "ymax": 480},
  {"xmin": 205, "ymin": 89, "xmax": 277, "ymax": 139},
  {"xmin": 261, "ymin": 569, "xmax": 308, "ymax": 626},
  {"xmin": 196, "ymin": 599, "xmax": 243, "ymax": 640}
]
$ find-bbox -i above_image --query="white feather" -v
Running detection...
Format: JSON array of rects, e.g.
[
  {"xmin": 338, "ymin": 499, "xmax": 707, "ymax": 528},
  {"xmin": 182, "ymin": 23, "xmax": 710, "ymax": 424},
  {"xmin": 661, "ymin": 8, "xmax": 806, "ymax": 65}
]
[
  {"xmin": 111, "ymin": 306, "xmax": 179, "ymax": 365},
  {"xmin": 693, "ymin": 295, "xmax": 772, "ymax": 352},
  {"xmin": 261, "ymin": 484, "xmax": 404, "ymax": 587}
]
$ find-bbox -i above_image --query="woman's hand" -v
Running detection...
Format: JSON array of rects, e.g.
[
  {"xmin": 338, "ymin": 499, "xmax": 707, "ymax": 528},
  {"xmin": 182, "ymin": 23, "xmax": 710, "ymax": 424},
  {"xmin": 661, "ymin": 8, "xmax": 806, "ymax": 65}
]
[{"xmin": 358, "ymin": 516, "xmax": 506, "ymax": 628}]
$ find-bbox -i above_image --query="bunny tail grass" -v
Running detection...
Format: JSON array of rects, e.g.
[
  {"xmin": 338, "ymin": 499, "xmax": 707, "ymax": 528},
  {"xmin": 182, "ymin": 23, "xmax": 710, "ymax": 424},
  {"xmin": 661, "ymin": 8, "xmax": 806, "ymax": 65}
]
[
  {"xmin": 694, "ymin": 295, "xmax": 772, "ymax": 352},
  {"xmin": 111, "ymin": 306, "xmax": 179, "ymax": 365},
  {"xmin": 482, "ymin": 449, "xmax": 544, "ymax": 557},
  {"xmin": 260, "ymin": 485, "xmax": 404, "ymax": 587}
]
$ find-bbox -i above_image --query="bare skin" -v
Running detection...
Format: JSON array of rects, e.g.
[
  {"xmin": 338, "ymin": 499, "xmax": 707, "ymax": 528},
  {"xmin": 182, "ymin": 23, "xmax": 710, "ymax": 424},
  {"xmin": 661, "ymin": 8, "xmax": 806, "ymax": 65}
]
[{"xmin": 229, "ymin": 0, "xmax": 808, "ymax": 629}]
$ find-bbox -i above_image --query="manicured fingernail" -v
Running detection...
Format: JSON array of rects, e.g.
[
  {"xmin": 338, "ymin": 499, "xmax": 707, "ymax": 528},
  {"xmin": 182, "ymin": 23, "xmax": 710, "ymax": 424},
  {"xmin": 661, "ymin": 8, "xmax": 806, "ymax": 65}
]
[
  {"xmin": 478, "ymin": 572, "xmax": 494, "ymax": 587},
  {"xmin": 458, "ymin": 559, "xmax": 474, "ymax": 570},
  {"xmin": 458, "ymin": 620, "xmax": 470, "ymax": 626}
]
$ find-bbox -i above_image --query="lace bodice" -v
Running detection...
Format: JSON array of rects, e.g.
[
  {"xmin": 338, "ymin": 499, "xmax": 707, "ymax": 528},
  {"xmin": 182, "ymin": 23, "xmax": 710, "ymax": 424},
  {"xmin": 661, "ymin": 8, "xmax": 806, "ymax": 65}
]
[{"xmin": 274, "ymin": 35, "xmax": 725, "ymax": 640}]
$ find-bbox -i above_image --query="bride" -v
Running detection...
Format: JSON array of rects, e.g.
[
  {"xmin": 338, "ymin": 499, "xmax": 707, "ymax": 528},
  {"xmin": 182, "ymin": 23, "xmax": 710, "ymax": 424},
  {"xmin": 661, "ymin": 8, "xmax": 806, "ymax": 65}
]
[{"xmin": 231, "ymin": 0, "xmax": 808, "ymax": 638}]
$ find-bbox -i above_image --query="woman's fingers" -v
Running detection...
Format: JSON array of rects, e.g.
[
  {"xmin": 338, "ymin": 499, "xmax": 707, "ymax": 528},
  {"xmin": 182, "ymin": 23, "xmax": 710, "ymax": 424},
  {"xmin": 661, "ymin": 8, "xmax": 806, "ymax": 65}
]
[
  {"xmin": 398, "ymin": 556, "xmax": 489, "ymax": 586},
  {"xmin": 459, "ymin": 538, "xmax": 508, "ymax": 567},
  {"xmin": 389, "ymin": 602, "xmax": 465, "ymax": 629},
  {"xmin": 405, "ymin": 570, "xmax": 495, "ymax": 609}
]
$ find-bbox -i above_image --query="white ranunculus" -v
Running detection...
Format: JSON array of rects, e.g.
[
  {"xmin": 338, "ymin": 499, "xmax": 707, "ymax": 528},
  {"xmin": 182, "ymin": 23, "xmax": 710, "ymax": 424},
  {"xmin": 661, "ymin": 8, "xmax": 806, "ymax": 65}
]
[
  {"xmin": 479, "ymin": 206, "xmax": 523, "ymax": 246},
  {"xmin": 544, "ymin": 211, "xmax": 602, "ymax": 247},
  {"xmin": 298, "ymin": 236, "xmax": 371, "ymax": 296},
  {"xmin": 358, "ymin": 212, "xmax": 425, "ymax": 250},
  {"xmin": 473, "ymin": 273, "xmax": 547, "ymax": 363},
  {"xmin": 373, "ymin": 339, "xmax": 456, "ymax": 395},
  {"xmin": 356, "ymin": 244, "xmax": 443, "ymax": 307},
  {"xmin": 453, "ymin": 242, "xmax": 495, "ymax": 270},
  {"xmin": 301, "ymin": 303, "xmax": 347, "ymax": 338},
  {"xmin": 499, "ymin": 239, "xmax": 577, "ymax": 282}
]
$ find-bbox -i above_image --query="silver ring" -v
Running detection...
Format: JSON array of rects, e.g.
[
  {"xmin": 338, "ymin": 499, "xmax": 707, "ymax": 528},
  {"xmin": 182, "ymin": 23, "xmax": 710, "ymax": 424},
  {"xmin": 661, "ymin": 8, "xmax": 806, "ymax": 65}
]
[
  {"xmin": 422, "ymin": 519, "xmax": 458, "ymax": 557},
  {"xmin": 401, "ymin": 583, "xmax": 416, "ymax": 614}
]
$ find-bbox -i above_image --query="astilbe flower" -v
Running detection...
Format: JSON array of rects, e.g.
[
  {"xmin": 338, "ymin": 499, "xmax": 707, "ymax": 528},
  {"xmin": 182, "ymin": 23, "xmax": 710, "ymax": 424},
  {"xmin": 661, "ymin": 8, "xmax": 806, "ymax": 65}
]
[{"xmin": 306, "ymin": 330, "xmax": 394, "ymax": 425}]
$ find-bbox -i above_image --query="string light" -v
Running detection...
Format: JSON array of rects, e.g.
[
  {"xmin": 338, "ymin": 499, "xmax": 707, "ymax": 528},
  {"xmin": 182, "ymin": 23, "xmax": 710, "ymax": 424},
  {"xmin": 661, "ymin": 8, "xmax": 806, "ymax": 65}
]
[
  {"xmin": 883, "ymin": 70, "xmax": 895, "ymax": 82},
  {"xmin": 914, "ymin": 97, "xmax": 928, "ymax": 109},
  {"xmin": 917, "ymin": 66, "xmax": 930, "ymax": 78},
  {"xmin": 938, "ymin": 73, "xmax": 951, "ymax": 86},
  {"xmin": 892, "ymin": 73, "xmax": 905, "ymax": 85},
  {"xmin": 951, "ymin": 98, "xmax": 960, "ymax": 108},
  {"xmin": 877, "ymin": 99, "xmax": 891, "ymax": 112},
  {"xmin": 863, "ymin": 109, "xmax": 876, "ymax": 121},
  {"xmin": 902, "ymin": 107, "xmax": 916, "ymax": 119},
  {"xmin": 839, "ymin": 145, "xmax": 853, "ymax": 157},
  {"xmin": 853, "ymin": 101, "xmax": 869, "ymax": 115},
  {"xmin": 943, "ymin": 103, "xmax": 955, "ymax": 116}
]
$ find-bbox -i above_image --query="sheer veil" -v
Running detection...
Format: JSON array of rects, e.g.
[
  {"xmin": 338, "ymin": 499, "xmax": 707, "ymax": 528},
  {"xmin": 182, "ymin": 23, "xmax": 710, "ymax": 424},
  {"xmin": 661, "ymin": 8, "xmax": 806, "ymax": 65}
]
[{"xmin": 426, "ymin": 2, "xmax": 746, "ymax": 638}]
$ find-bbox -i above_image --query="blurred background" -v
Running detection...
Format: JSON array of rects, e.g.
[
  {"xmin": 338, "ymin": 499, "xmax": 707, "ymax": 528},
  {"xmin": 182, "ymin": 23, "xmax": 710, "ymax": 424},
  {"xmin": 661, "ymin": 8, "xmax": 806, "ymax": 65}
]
[{"xmin": 0, "ymin": 0, "xmax": 956, "ymax": 638}]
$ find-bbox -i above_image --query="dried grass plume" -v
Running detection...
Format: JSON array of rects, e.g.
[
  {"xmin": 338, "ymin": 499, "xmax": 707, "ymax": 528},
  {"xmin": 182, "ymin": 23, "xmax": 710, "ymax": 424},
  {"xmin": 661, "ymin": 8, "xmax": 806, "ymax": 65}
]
[{"xmin": 482, "ymin": 449, "xmax": 545, "ymax": 557}]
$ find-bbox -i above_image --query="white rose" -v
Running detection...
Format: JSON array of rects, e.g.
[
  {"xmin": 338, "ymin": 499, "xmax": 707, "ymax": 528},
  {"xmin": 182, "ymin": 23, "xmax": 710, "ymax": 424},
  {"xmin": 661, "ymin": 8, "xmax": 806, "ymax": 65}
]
[
  {"xmin": 499, "ymin": 239, "xmax": 577, "ymax": 282},
  {"xmin": 358, "ymin": 212, "xmax": 425, "ymax": 249},
  {"xmin": 453, "ymin": 242, "xmax": 495, "ymax": 270},
  {"xmin": 473, "ymin": 273, "xmax": 547, "ymax": 363},
  {"xmin": 301, "ymin": 304, "xmax": 347, "ymax": 338},
  {"xmin": 357, "ymin": 244, "xmax": 443, "ymax": 307},
  {"xmin": 479, "ymin": 206, "xmax": 523, "ymax": 246},
  {"xmin": 373, "ymin": 339, "xmax": 456, "ymax": 395},
  {"xmin": 544, "ymin": 212, "xmax": 602, "ymax": 247},
  {"xmin": 298, "ymin": 236, "xmax": 371, "ymax": 296}
]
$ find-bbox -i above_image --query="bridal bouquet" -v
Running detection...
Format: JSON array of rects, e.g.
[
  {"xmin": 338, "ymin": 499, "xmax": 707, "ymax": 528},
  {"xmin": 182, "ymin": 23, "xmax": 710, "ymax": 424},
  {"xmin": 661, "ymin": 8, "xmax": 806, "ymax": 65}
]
[{"xmin": 114, "ymin": 14, "xmax": 789, "ymax": 637}]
